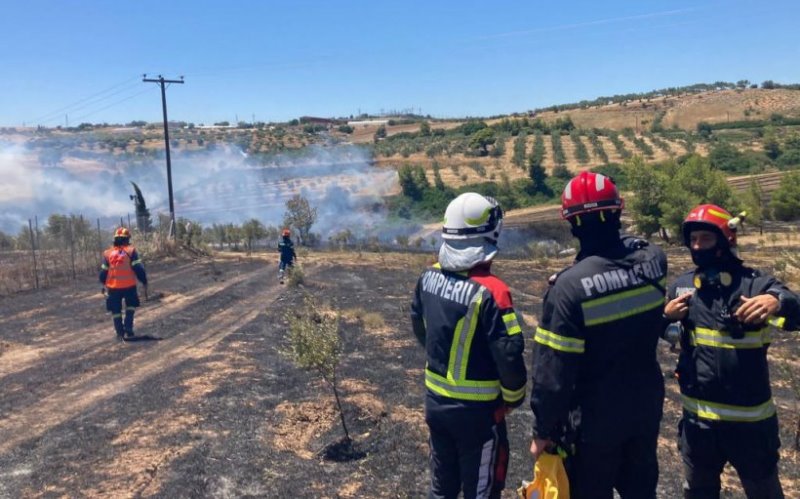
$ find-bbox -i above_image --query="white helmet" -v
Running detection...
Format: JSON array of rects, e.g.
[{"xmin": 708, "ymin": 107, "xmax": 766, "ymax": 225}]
[{"xmin": 442, "ymin": 193, "xmax": 503, "ymax": 241}]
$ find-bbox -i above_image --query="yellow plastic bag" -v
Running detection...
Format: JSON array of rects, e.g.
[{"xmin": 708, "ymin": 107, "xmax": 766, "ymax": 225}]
[{"xmin": 516, "ymin": 453, "xmax": 570, "ymax": 499}]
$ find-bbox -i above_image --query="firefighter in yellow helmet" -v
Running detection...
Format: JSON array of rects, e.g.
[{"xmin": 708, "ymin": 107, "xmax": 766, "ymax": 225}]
[{"xmin": 99, "ymin": 227, "xmax": 148, "ymax": 340}]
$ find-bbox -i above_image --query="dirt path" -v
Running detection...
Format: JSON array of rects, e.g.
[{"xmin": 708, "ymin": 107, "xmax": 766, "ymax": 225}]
[{"xmin": 0, "ymin": 256, "xmax": 301, "ymax": 496}]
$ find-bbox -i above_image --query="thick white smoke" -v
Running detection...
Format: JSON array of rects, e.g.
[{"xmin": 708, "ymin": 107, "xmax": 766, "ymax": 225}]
[{"xmin": 0, "ymin": 138, "xmax": 404, "ymax": 240}]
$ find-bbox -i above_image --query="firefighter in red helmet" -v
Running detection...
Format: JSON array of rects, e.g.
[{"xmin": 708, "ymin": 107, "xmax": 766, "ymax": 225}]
[
  {"xmin": 529, "ymin": 171, "xmax": 668, "ymax": 498},
  {"xmin": 278, "ymin": 228, "xmax": 296, "ymax": 284},
  {"xmin": 99, "ymin": 227, "xmax": 148, "ymax": 340},
  {"xmin": 664, "ymin": 204, "xmax": 799, "ymax": 498}
]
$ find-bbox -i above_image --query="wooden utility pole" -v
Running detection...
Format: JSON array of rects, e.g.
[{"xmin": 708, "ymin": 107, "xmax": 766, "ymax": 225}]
[{"xmin": 143, "ymin": 74, "xmax": 184, "ymax": 238}]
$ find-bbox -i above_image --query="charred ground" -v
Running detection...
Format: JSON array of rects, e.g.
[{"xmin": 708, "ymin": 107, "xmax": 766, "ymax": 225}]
[{"xmin": 0, "ymin": 246, "xmax": 798, "ymax": 498}]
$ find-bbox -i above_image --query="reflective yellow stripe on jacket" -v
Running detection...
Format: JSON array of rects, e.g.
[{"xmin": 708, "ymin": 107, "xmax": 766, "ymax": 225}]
[
  {"xmin": 533, "ymin": 327, "xmax": 585, "ymax": 354},
  {"xmin": 502, "ymin": 312, "xmax": 522, "ymax": 335},
  {"xmin": 581, "ymin": 279, "xmax": 665, "ymax": 326},
  {"xmin": 690, "ymin": 326, "xmax": 771, "ymax": 349},
  {"xmin": 426, "ymin": 287, "xmax": 503, "ymax": 402},
  {"xmin": 681, "ymin": 395, "xmax": 776, "ymax": 422}
]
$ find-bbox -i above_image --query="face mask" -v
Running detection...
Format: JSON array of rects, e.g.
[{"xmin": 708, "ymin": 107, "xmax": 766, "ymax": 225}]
[{"xmin": 690, "ymin": 247, "xmax": 719, "ymax": 269}]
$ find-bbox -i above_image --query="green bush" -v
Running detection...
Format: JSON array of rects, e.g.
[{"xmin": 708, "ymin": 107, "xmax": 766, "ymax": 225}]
[
  {"xmin": 708, "ymin": 142, "xmax": 763, "ymax": 174},
  {"xmin": 771, "ymin": 171, "xmax": 800, "ymax": 220}
]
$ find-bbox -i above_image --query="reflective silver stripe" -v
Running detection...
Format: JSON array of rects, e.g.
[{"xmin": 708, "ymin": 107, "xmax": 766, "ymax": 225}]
[
  {"xmin": 582, "ymin": 283, "xmax": 663, "ymax": 326},
  {"xmin": 131, "ymin": 259, "xmax": 143, "ymax": 266},
  {"xmin": 452, "ymin": 288, "xmax": 484, "ymax": 381},
  {"xmin": 534, "ymin": 327, "xmax": 585, "ymax": 353},
  {"xmin": 681, "ymin": 395, "xmax": 776, "ymax": 422},
  {"xmin": 475, "ymin": 426, "xmax": 498, "ymax": 497}
]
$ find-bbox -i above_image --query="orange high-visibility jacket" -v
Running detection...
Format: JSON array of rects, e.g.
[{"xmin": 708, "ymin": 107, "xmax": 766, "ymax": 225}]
[{"xmin": 102, "ymin": 245, "xmax": 141, "ymax": 289}]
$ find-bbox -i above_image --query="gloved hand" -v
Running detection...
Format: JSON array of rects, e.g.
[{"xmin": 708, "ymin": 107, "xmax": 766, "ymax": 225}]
[{"xmin": 101, "ymin": 287, "xmax": 108, "ymax": 298}]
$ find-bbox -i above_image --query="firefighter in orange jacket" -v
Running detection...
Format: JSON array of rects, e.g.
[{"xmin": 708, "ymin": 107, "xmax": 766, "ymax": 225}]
[
  {"xmin": 99, "ymin": 227, "xmax": 148, "ymax": 340},
  {"xmin": 665, "ymin": 205, "xmax": 800, "ymax": 498},
  {"xmin": 411, "ymin": 193, "xmax": 527, "ymax": 499}
]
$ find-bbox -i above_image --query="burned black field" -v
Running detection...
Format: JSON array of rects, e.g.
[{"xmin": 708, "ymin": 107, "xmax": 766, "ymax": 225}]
[{"xmin": 0, "ymin": 250, "xmax": 798, "ymax": 498}]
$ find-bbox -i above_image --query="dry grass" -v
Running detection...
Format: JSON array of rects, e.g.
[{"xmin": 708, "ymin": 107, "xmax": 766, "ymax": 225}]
[{"xmin": 361, "ymin": 312, "xmax": 386, "ymax": 330}]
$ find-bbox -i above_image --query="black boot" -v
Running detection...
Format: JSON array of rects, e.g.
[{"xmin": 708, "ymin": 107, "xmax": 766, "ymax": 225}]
[
  {"xmin": 113, "ymin": 314, "xmax": 125, "ymax": 340},
  {"xmin": 124, "ymin": 309, "xmax": 136, "ymax": 338}
]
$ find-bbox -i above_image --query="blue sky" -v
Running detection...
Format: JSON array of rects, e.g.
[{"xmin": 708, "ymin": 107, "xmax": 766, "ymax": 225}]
[{"xmin": 1, "ymin": 0, "xmax": 799, "ymax": 126}]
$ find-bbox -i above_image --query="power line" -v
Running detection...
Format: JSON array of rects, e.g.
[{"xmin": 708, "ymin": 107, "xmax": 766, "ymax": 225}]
[
  {"xmin": 30, "ymin": 76, "xmax": 141, "ymax": 124},
  {"xmin": 38, "ymin": 82, "xmax": 145, "ymax": 125},
  {"xmin": 70, "ymin": 86, "xmax": 158, "ymax": 123}
]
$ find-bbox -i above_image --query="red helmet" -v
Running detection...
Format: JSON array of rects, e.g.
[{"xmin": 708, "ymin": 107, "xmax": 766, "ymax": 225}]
[
  {"xmin": 281, "ymin": 228, "xmax": 291, "ymax": 237},
  {"xmin": 114, "ymin": 227, "xmax": 131, "ymax": 239},
  {"xmin": 682, "ymin": 204, "xmax": 738, "ymax": 248},
  {"xmin": 561, "ymin": 171, "xmax": 623, "ymax": 219}
]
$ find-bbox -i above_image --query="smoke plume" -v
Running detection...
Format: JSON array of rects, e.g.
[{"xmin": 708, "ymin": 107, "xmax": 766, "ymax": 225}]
[{"xmin": 0, "ymin": 138, "xmax": 405, "ymax": 240}]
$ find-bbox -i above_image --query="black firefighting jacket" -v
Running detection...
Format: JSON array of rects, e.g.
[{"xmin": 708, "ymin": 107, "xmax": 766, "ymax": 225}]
[
  {"xmin": 668, "ymin": 264, "xmax": 800, "ymax": 424},
  {"xmin": 278, "ymin": 237, "xmax": 296, "ymax": 263},
  {"xmin": 530, "ymin": 235, "xmax": 667, "ymax": 445},
  {"xmin": 411, "ymin": 262, "xmax": 527, "ymax": 407}
]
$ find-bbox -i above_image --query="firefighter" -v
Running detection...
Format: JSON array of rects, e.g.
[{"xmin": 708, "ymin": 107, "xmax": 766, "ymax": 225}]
[
  {"xmin": 99, "ymin": 227, "xmax": 148, "ymax": 340},
  {"xmin": 664, "ymin": 204, "xmax": 800, "ymax": 498},
  {"xmin": 278, "ymin": 228, "xmax": 296, "ymax": 283},
  {"xmin": 529, "ymin": 171, "xmax": 668, "ymax": 498},
  {"xmin": 410, "ymin": 192, "xmax": 527, "ymax": 499}
]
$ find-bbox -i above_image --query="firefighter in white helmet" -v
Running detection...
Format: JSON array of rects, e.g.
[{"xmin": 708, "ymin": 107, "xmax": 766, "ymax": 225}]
[{"xmin": 411, "ymin": 192, "xmax": 527, "ymax": 498}]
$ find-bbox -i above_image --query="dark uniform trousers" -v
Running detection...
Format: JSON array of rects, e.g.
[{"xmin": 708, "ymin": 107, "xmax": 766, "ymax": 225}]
[
  {"xmin": 106, "ymin": 286, "xmax": 140, "ymax": 335},
  {"xmin": 679, "ymin": 416, "xmax": 784, "ymax": 499},
  {"xmin": 566, "ymin": 430, "xmax": 660, "ymax": 499},
  {"xmin": 425, "ymin": 393, "xmax": 508, "ymax": 499}
]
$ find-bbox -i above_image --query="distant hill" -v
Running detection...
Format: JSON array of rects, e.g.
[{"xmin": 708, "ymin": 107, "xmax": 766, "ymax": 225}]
[{"xmin": 530, "ymin": 88, "xmax": 800, "ymax": 131}]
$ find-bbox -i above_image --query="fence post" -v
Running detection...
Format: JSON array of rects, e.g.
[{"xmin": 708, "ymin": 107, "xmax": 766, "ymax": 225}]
[
  {"xmin": 34, "ymin": 215, "xmax": 40, "ymax": 249},
  {"xmin": 68, "ymin": 217, "xmax": 76, "ymax": 280},
  {"xmin": 97, "ymin": 219, "xmax": 103, "ymax": 263},
  {"xmin": 28, "ymin": 218, "xmax": 39, "ymax": 290}
]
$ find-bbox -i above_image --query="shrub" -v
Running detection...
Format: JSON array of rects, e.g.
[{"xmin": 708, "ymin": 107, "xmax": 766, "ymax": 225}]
[
  {"xmin": 287, "ymin": 265, "xmax": 305, "ymax": 286},
  {"xmin": 285, "ymin": 294, "xmax": 350, "ymax": 441},
  {"xmin": 362, "ymin": 312, "xmax": 386, "ymax": 330}
]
